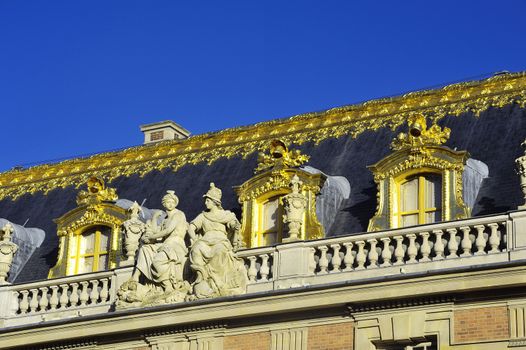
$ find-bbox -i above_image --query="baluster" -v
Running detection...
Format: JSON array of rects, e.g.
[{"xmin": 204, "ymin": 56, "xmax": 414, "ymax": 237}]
[
  {"xmin": 460, "ymin": 226, "xmax": 472, "ymax": 257},
  {"xmin": 380, "ymin": 237, "xmax": 392, "ymax": 267},
  {"xmin": 330, "ymin": 244, "xmax": 342, "ymax": 273},
  {"xmin": 29, "ymin": 288, "xmax": 39, "ymax": 313},
  {"xmin": 446, "ymin": 228, "xmax": 458, "ymax": 259},
  {"xmin": 488, "ymin": 223, "xmax": 501, "ymax": 253},
  {"xmin": 260, "ymin": 254, "xmax": 270, "ymax": 281},
  {"xmin": 10, "ymin": 291, "xmax": 19, "ymax": 315},
  {"xmin": 247, "ymin": 256, "xmax": 257, "ymax": 282},
  {"xmin": 100, "ymin": 279, "xmax": 109, "ymax": 302},
  {"xmin": 70, "ymin": 283, "xmax": 80, "ymax": 307},
  {"xmin": 342, "ymin": 242, "xmax": 354, "ymax": 271},
  {"xmin": 79, "ymin": 281, "xmax": 89, "ymax": 306},
  {"xmin": 474, "ymin": 225, "xmax": 487, "ymax": 255},
  {"xmin": 419, "ymin": 232, "xmax": 431, "ymax": 262},
  {"xmin": 367, "ymin": 239, "xmax": 378, "ymax": 269},
  {"xmin": 393, "ymin": 236, "xmax": 405, "ymax": 265},
  {"xmin": 355, "ymin": 241, "xmax": 366, "ymax": 270},
  {"xmin": 433, "ymin": 230, "xmax": 445, "ymax": 260},
  {"xmin": 308, "ymin": 248, "xmax": 316, "ymax": 274},
  {"xmin": 59, "ymin": 284, "xmax": 69, "ymax": 309},
  {"xmin": 38, "ymin": 287, "xmax": 49, "ymax": 312},
  {"xmin": 19, "ymin": 290, "xmax": 29, "ymax": 314},
  {"xmin": 406, "ymin": 234, "xmax": 417, "ymax": 263},
  {"xmin": 89, "ymin": 280, "xmax": 100, "ymax": 304},
  {"xmin": 318, "ymin": 246, "xmax": 329, "ymax": 274},
  {"xmin": 49, "ymin": 286, "xmax": 59, "ymax": 310}
]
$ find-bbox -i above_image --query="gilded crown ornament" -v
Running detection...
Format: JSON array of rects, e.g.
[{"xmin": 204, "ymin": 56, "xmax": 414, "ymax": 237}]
[
  {"xmin": 255, "ymin": 139, "xmax": 309, "ymax": 173},
  {"xmin": 391, "ymin": 114, "xmax": 450, "ymax": 151},
  {"xmin": 76, "ymin": 176, "xmax": 118, "ymax": 205}
]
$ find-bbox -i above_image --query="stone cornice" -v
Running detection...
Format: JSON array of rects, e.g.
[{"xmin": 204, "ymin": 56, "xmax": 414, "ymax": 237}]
[
  {"xmin": 1, "ymin": 72, "xmax": 526, "ymax": 200},
  {"xmin": 1, "ymin": 264, "xmax": 526, "ymax": 349}
]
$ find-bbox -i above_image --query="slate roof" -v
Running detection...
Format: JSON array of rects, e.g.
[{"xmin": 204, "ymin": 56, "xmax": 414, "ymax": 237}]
[{"xmin": 1, "ymin": 75, "xmax": 526, "ymax": 283}]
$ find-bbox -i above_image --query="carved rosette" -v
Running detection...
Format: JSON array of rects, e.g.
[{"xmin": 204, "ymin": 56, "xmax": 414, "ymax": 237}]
[
  {"xmin": 368, "ymin": 115, "xmax": 470, "ymax": 231},
  {"xmin": 234, "ymin": 140, "xmax": 325, "ymax": 247},
  {"xmin": 0, "ymin": 223, "xmax": 18, "ymax": 285},
  {"xmin": 516, "ymin": 140, "xmax": 526, "ymax": 209}
]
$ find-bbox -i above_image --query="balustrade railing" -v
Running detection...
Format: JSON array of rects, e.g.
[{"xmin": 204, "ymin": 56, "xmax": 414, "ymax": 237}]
[
  {"xmin": 11, "ymin": 270, "xmax": 115, "ymax": 316},
  {"xmin": 306, "ymin": 215, "xmax": 508, "ymax": 275},
  {"xmin": 237, "ymin": 246, "xmax": 275, "ymax": 283},
  {"xmin": 1, "ymin": 211, "xmax": 524, "ymax": 328}
]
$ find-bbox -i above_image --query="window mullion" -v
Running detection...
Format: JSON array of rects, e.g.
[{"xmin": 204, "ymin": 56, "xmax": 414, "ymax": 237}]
[
  {"xmin": 418, "ymin": 176, "xmax": 425, "ymax": 224},
  {"xmin": 93, "ymin": 230, "xmax": 101, "ymax": 272},
  {"xmin": 75, "ymin": 234, "xmax": 81, "ymax": 275}
]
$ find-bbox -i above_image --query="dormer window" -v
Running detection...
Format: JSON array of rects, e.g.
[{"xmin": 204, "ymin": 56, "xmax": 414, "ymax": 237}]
[
  {"xmin": 368, "ymin": 115, "xmax": 470, "ymax": 231},
  {"xmin": 49, "ymin": 177, "xmax": 126, "ymax": 278},
  {"xmin": 235, "ymin": 140, "xmax": 325, "ymax": 248}
]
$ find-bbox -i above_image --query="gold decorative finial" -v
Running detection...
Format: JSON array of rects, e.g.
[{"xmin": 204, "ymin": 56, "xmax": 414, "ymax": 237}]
[
  {"xmin": 391, "ymin": 114, "xmax": 451, "ymax": 151},
  {"xmin": 76, "ymin": 176, "xmax": 118, "ymax": 205},
  {"xmin": 255, "ymin": 139, "xmax": 309, "ymax": 173}
]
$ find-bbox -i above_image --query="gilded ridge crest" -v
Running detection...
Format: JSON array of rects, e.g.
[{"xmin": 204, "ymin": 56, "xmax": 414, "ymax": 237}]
[{"xmin": 1, "ymin": 72, "xmax": 526, "ymax": 200}]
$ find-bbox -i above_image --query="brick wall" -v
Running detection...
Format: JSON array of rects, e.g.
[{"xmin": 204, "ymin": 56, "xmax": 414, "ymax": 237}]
[
  {"xmin": 224, "ymin": 331, "xmax": 271, "ymax": 350},
  {"xmin": 307, "ymin": 322, "xmax": 353, "ymax": 350},
  {"xmin": 455, "ymin": 306, "xmax": 509, "ymax": 342}
]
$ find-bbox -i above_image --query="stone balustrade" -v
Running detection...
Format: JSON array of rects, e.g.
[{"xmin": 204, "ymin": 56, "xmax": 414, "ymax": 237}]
[
  {"xmin": 307, "ymin": 216, "xmax": 507, "ymax": 274},
  {"xmin": 237, "ymin": 246, "xmax": 275, "ymax": 283},
  {"xmin": 1, "ymin": 210, "xmax": 526, "ymax": 327},
  {"xmin": 0, "ymin": 267, "xmax": 132, "ymax": 327}
]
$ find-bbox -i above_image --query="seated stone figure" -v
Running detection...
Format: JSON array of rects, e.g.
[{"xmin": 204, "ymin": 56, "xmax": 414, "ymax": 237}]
[
  {"xmin": 187, "ymin": 183, "xmax": 248, "ymax": 299},
  {"xmin": 118, "ymin": 191, "xmax": 190, "ymax": 307}
]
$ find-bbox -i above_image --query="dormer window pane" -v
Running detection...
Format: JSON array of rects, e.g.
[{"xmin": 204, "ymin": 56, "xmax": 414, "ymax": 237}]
[
  {"xmin": 263, "ymin": 198, "xmax": 279, "ymax": 232},
  {"xmin": 401, "ymin": 178, "xmax": 418, "ymax": 212},
  {"xmin": 399, "ymin": 174, "xmax": 442, "ymax": 228}
]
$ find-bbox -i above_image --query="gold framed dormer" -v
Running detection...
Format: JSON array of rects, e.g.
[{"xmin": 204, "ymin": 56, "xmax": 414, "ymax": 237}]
[
  {"xmin": 234, "ymin": 140, "xmax": 326, "ymax": 248},
  {"xmin": 49, "ymin": 177, "xmax": 126, "ymax": 278},
  {"xmin": 368, "ymin": 115, "xmax": 470, "ymax": 231}
]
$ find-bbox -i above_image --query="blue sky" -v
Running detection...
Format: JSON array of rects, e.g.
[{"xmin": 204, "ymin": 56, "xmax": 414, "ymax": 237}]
[{"xmin": 1, "ymin": 1, "xmax": 525, "ymax": 171}]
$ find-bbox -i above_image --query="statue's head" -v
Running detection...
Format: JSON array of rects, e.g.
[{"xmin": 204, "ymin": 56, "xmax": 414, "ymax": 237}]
[
  {"xmin": 203, "ymin": 183, "xmax": 222, "ymax": 209},
  {"xmin": 128, "ymin": 201, "xmax": 142, "ymax": 219},
  {"xmin": 162, "ymin": 190, "xmax": 179, "ymax": 210}
]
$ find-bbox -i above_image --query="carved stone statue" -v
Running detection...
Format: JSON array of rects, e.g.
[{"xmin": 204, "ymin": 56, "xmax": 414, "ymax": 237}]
[
  {"xmin": 117, "ymin": 191, "xmax": 190, "ymax": 307},
  {"xmin": 282, "ymin": 175, "xmax": 308, "ymax": 242},
  {"xmin": 187, "ymin": 183, "xmax": 247, "ymax": 299},
  {"xmin": 516, "ymin": 140, "xmax": 526, "ymax": 209},
  {"xmin": 0, "ymin": 223, "xmax": 18, "ymax": 285},
  {"xmin": 121, "ymin": 202, "xmax": 146, "ymax": 266}
]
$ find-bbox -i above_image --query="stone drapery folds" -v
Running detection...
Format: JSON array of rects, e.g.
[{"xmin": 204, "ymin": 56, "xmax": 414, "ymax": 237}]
[{"xmin": 117, "ymin": 185, "xmax": 247, "ymax": 307}]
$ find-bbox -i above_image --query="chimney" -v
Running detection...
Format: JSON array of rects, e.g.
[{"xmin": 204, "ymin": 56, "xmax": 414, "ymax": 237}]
[{"xmin": 140, "ymin": 120, "xmax": 191, "ymax": 144}]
